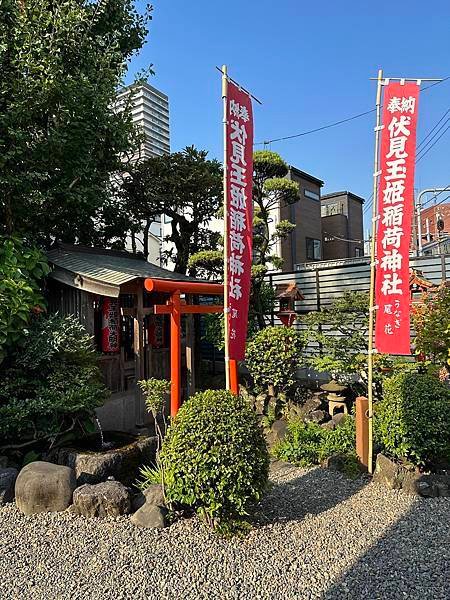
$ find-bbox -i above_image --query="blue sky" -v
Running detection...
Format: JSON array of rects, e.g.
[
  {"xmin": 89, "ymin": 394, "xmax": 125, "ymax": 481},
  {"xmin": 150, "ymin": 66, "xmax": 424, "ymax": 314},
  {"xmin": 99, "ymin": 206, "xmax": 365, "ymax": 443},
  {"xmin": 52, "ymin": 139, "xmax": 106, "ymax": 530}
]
[{"xmin": 129, "ymin": 0, "xmax": 450, "ymax": 232}]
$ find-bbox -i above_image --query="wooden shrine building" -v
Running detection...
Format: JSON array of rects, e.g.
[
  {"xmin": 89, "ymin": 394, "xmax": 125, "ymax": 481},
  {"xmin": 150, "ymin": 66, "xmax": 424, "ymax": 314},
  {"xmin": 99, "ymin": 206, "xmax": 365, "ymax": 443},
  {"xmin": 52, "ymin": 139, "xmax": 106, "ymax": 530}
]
[{"xmin": 46, "ymin": 244, "xmax": 223, "ymax": 432}]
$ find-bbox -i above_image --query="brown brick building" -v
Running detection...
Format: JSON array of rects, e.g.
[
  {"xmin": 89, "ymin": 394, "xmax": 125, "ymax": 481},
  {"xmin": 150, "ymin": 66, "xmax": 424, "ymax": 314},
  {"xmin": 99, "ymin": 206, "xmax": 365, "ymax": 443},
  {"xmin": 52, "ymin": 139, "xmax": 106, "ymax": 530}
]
[
  {"xmin": 418, "ymin": 202, "xmax": 450, "ymax": 243},
  {"xmin": 280, "ymin": 166, "xmax": 324, "ymax": 270},
  {"xmin": 320, "ymin": 191, "xmax": 364, "ymax": 260}
]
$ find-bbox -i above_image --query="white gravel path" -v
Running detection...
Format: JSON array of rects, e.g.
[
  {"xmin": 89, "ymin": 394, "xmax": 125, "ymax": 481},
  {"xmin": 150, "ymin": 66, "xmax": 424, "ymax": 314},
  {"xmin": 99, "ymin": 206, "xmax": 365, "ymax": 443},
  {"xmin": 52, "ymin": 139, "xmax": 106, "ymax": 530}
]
[{"xmin": 1, "ymin": 461, "xmax": 449, "ymax": 600}]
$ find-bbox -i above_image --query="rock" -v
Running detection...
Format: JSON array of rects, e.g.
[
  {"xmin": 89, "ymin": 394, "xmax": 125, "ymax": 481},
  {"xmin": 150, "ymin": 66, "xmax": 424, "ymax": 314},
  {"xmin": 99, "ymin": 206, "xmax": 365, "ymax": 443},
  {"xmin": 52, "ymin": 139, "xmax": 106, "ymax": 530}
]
[
  {"xmin": 131, "ymin": 503, "xmax": 167, "ymax": 528},
  {"xmin": 132, "ymin": 483, "xmax": 165, "ymax": 512},
  {"xmin": 373, "ymin": 454, "xmax": 403, "ymax": 490},
  {"xmin": 332, "ymin": 412, "xmax": 348, "ymax": 427},
  {"xmin": 47, "ymin": 434, "xmax": 158, "ymax": 486},
  {"xmin": 321, "ymin": 454, "xmax": 346, "ymax": 471},
  {"xmin": 0, "ymin": 468, "xmax": 18, "ymax": 505},
  {"xmin": 435, "ymin": 481, "xmax": 450, "ymax": 497},
  {"xmin": 321, "ymin": 420, "xmax": 335, "ymax": 430},
  {"xmin": 298, "ymin": 396, "xmax": 322, "ymax": 418},
  {"xmin": 0, "ymin": 456, "xmax": 8, "ymax": 469},
  {"xmin": 15, "ymin": 461, "xmax": 76, "ymax": 515},
  {"xmin": 255, "ymin": 394, "xmax": 267, "ymax": 416},
  {"xmin": 305, "ymin": 410, "xmax": 326, "ymax": 424},
  {"xmin": 72, "ymin": 481, "xmax": 131, "ymax": 518}
]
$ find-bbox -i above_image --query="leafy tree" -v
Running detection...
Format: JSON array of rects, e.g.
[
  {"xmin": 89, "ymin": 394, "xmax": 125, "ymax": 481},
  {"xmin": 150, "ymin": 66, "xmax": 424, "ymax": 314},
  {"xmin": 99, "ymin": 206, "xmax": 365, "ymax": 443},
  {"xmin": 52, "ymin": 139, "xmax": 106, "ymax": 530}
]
[
  {"xmin": 0, "ymin": 0, "xmax": 150, "ymax": 246},
  {"xmin": 189, "ymin": 150, "xmax": 298, "ymax": 335},
  {"xmin": 300, "ymin": 292, "xmax": 370, "ymax": 385},
  {"xmin": 0, "ymin": 236, "xmax": 49, "ymax": 364},
  {"xmin": 0, "ymin": 314, "xmax": 108, "ymax": 451},
  {"xmin": 413, "ymin": 285, "xmax": 450, "ymax": 371},
  {"xmin": 122, "ymin": 146, "xmax": 222, "ymax": 272}
]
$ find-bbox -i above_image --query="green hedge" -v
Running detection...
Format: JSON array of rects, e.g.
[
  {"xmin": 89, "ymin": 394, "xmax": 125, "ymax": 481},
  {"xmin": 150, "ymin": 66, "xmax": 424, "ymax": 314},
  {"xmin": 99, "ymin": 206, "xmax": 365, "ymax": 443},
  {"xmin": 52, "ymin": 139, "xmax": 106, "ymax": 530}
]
[
  {"xmin": 158, "ymin": 390, "xmax": 269, "ymax": 532},
  {"xmin": 376, "ymin": 372, "xmax": 450, "ymax": 466}
]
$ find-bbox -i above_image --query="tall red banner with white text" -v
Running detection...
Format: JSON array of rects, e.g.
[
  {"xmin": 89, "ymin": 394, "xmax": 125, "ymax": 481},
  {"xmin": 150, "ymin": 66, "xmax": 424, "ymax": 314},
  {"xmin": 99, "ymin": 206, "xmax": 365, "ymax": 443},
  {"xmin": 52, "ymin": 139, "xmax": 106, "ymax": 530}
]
[
  {"xmin": 226, "ymin": 81, "xmax": 253, "ymax": 360},
  {"xmin": 375, "ymin": 82, "xmax": 420, "ymax": 354}
]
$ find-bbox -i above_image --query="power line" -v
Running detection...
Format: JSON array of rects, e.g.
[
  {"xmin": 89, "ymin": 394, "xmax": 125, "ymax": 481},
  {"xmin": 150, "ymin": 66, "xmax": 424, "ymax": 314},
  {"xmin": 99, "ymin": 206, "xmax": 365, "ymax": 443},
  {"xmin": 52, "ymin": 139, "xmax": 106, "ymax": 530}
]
[
  {"xmin": 417, "ymin": 123, "xmax": 450, "ymax": 163},
  {"xmin": 362, "ymin": 110, "xmax": 450, "ymax": 216},
  {"xmin": 255, "ymin": 109, "xmax": 376, "ymax": 147},
  {"xmin": 416, "ymin": 116, "xmax": 450, "ymax": 159},
  {"xmin": 421, "ymin": 185, "xmax": 450, "ymax": 208},
  {"xmin": 417, "ymin": 108, "xmax": 450, "ymax": 147},
  {"xmin": 255, "ymin": 76, "xmax": 450, "ymax": 147}
]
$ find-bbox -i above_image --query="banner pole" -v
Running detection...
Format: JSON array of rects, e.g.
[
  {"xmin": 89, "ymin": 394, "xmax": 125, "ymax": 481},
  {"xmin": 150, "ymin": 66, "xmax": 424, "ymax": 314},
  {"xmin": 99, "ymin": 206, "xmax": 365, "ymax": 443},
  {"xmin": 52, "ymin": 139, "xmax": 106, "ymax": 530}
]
[
  {"xmin": 367, "ymin": 68, "xmax": 383, "ymax": 475},
  {"xmin": 222, "ymin": 64, "xmax": 230, "ymax": 391}
]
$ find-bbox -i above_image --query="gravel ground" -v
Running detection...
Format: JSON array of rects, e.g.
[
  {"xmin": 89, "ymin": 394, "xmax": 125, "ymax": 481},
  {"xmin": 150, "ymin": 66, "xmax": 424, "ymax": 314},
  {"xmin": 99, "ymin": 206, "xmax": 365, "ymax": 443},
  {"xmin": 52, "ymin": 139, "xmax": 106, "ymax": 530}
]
[{"xmin": 1, "ymin": 461, "xmax": 449, "ymax": 600}]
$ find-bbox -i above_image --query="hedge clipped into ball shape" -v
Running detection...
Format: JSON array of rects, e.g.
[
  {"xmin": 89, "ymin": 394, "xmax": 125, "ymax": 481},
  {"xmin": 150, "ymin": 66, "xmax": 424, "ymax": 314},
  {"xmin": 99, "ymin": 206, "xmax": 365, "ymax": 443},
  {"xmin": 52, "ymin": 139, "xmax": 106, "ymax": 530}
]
[
  {"xmin": 246, "ymin": 326, "xmax": 302, "ymax": 393},
  {"xmin": 160, "ymin": 390, "xmax": 269, "ymax": 530},
  {"xmin": 377, "ymin": 372, "xmax": 450, "ymax": 466}
]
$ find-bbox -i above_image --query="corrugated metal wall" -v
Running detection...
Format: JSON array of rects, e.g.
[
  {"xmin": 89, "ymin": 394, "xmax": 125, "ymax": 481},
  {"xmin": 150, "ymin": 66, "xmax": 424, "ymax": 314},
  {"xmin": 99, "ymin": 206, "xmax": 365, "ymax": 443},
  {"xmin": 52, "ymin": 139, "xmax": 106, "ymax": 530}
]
[
  {"xmin": 267, "ymin": 255, "xmax": 449, "ymax": 358},
  {"xmin": 268, "ymin": 254, "xmax": 449, "ymax": 314}
]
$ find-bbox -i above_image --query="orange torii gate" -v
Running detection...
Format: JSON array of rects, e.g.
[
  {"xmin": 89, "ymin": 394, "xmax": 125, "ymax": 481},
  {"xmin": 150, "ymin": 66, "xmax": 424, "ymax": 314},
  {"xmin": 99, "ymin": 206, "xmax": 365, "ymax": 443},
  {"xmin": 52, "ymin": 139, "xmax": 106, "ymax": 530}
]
[{"xmin": 144, "ymin": 278, "xmax": 239, "ymax": 417}]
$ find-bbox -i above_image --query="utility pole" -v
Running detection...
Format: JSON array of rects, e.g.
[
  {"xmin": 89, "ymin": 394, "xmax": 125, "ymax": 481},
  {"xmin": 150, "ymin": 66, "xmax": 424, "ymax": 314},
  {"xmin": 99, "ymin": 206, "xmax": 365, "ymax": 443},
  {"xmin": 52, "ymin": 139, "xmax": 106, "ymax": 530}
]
[{"xmin": 416, "ymin": 187, "xmax": 450, "ymax": 256}]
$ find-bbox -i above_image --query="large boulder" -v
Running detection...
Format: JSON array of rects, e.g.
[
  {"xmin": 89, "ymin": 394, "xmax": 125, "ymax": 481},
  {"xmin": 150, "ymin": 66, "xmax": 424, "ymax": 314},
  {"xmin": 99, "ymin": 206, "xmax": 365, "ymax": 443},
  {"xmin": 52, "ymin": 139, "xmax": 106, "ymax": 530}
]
[
  {"xmin": 47, "ymin": 434, "xmax": 157, "ymax": 486},
  {"xmin": 373, "ymin": 454, "xmax": 404, "ymax": 490},
  {"xmin": 132, "ymin": 484, "xmax": 165, "ymax": 512},
  {"xmin": 0, "ymin": 468, "xmax": 18, "ymax": 505},
  {"xmin": 265, "ymin": 419, "xmax": 288, "ymax": 449},
  {"xmin": 131, "ymin": 503, "xmax": 167, "ymax": 528},
  {"xmin": 15, "ymin": 461, "xmax": 76, "ymax": 515},
  {"xmin": 72, "ymin": 481, "xmax": 131, "ymax": 518}
]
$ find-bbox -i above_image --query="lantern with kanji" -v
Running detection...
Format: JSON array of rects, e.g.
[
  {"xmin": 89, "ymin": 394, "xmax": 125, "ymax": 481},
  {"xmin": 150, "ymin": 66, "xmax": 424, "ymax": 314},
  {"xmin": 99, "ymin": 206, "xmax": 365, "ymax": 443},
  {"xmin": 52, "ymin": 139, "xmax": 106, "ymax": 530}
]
[{"xmin": 101, "ymin": 297, "xmax": 120, "ymax": 353}]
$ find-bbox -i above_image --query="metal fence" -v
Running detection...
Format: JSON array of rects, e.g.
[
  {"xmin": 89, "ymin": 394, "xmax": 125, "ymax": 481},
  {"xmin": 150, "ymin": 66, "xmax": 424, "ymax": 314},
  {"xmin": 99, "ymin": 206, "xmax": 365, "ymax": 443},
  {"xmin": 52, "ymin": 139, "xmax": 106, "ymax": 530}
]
[{"xmin": 267, "ymin": 254, "xmax": 450, "ymax": 316}]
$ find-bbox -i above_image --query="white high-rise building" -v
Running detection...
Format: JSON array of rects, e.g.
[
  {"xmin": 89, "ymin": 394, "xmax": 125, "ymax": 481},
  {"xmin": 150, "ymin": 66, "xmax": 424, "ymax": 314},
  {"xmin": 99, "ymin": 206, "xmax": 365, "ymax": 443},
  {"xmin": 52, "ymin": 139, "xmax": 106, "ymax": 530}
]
[
  {"xmin": 115, "ymin": 82, "xmax": 170, "ymax": 261},
  {"xmin": 116, "ymin": 82, "xmax": 170, "ymax": 159}
]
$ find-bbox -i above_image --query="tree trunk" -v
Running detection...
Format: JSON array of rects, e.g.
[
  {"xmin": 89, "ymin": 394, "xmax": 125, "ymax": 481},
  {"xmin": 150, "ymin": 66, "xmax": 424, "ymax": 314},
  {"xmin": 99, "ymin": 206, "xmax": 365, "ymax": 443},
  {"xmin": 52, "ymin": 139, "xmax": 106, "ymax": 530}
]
[{"xmin": 143, "ymin": 220, "xmax": 151, "ymax": 260}]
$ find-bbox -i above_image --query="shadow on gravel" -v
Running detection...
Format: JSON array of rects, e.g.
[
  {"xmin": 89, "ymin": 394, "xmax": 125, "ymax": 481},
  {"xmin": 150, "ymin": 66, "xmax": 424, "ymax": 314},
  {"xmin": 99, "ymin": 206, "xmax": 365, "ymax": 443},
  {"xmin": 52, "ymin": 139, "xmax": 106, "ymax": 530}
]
[
  {"xmin": 257, "ymin": 462, "xmax": 369, "ymax": 525},
  {"xmin": 324, "ymin": 500, "xmax": 450, "ymax": 599}
]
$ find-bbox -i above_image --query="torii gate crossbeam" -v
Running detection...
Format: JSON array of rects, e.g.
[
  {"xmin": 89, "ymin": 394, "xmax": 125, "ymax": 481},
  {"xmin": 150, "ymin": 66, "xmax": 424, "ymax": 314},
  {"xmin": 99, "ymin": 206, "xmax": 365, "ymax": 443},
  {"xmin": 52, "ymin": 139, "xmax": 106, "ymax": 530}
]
[{"xmin": 144, "ymin": 278, "xmax": 238, "ymax": 417}]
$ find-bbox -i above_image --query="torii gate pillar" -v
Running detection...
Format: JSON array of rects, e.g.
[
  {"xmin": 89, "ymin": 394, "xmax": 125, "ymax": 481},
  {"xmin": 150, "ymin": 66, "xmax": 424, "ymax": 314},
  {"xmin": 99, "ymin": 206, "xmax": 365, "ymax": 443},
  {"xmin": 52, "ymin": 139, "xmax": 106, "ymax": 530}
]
[{"xmin": 145, "ymin": 278, "xmax": 237, "ymax": 417}]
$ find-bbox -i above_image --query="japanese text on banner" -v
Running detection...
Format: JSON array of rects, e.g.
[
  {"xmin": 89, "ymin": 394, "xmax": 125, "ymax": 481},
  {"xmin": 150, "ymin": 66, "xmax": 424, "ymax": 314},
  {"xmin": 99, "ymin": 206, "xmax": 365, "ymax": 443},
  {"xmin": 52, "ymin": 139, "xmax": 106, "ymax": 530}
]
[
  {"xmin": 226, "ymin": 82, "xmax": 253, "ymax": 360},
  {"xmin": 375, "ymin": 82, "xmax": 420, "ymax": 355}
]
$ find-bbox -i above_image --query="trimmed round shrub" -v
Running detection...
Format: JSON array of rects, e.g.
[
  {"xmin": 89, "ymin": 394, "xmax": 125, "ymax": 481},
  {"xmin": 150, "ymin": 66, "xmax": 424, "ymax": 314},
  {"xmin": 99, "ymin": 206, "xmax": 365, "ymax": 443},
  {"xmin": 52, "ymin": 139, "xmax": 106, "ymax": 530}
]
[
  {"xmin": 377, "ymin": 372, "xmax": 450, "ymax": 466},
  {"xmin": 245, "ymin": 326, "xmax": 303, "ymax": 393},
  {"xmin": 159, "ymin": 390, "xmax": 269, "ymax": 531}
]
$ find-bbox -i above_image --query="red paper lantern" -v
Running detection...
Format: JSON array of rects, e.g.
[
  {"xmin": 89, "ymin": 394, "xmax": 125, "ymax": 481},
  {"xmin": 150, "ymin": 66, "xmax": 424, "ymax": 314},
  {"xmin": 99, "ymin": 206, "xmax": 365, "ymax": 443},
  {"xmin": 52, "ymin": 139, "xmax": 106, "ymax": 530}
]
[{"xmin": 101, "ymin": 297, "xmax": 120, "ymax": 353}]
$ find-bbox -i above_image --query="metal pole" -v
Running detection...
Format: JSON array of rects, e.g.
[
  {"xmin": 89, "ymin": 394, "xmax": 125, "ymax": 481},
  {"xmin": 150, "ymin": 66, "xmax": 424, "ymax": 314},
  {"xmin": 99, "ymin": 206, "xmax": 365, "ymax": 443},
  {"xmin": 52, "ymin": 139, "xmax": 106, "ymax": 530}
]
[
  {"xmin": 367, "ymin": 68, "xmax": 383, "ymax": 475},
  {"xmin": 222, "ymin": 65, "xmax": 230, "ymax": 390},
  {"xmin": 416, "ymin": 188, "xmax": 449, "ymax": 256}
]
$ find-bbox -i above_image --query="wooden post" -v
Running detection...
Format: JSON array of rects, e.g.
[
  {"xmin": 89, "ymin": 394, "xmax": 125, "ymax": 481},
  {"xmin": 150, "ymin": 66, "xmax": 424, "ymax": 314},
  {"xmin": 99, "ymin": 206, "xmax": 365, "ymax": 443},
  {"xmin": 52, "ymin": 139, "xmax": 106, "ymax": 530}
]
[
  {"xmin": 134, "ymin": 290, "xmax": 146, "ymax": 427},
  {"xmin": 170, "ymin": 291, "xmax": 182, "ymax": 417},
  {"xmin": 185, "ymin": 295, "xmax": 196, "ymax": 398},
  {"xmin": 355, "ymin": 396, "xmax": 369, "ymax": 470},
  {"xmin": 229, "ymin": 359, "xmax": 239, "ymax": 395}
]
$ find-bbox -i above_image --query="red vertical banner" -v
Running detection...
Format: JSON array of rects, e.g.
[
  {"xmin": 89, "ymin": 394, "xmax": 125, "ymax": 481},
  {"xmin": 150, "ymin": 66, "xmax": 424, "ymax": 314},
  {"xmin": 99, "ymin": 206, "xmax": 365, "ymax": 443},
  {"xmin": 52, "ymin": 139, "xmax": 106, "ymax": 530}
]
[
  {"xmin": 375, "ymin": 82, "xmax": 420, "ymax": 354},
  {"xmin": 226, "ymin": 81, "xmax": 253, "ymax": 360}
]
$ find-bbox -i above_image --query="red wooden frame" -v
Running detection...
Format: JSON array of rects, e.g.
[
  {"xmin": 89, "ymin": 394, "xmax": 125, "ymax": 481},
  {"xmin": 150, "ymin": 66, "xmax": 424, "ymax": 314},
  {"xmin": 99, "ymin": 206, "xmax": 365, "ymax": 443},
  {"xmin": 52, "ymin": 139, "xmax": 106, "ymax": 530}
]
[{"xmin": 144, "ymin": 278, "xmax": 239, "ymax": 416}]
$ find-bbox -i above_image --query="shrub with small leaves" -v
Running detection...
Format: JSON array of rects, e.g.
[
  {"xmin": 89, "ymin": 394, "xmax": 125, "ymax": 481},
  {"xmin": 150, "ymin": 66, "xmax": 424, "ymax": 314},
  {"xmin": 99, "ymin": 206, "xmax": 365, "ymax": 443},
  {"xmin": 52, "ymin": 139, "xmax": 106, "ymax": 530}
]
[
  {"xmin": 245, "ymin": 326, "xmax": 303, "ymax": 393},
  {"xmin": 138, "ymin": 378, "xmax": 170, "ymax": 415},
  {"xmin": 273, "ymin": 416, "xmax": 358, "ymax": 476},
  {"xmin": 376, "ymin": 372, "xmax": 450, "ymax": 466},
  {"xmin": 159, "ymin": 390, "xmax": 269, "ymax": 533}
]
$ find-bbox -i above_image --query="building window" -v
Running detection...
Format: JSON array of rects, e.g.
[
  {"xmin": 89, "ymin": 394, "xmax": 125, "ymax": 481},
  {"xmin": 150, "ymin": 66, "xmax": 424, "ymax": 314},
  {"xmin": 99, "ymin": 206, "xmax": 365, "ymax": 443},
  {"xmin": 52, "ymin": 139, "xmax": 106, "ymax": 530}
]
[
  {"xmin": 306, "ymin": 238, "xmax": 322, "ymax": 260},
  {"xmin": 355, "ymin": 247, "xmax": 362, "ymax": 257},
  {"xmin": 304, "ymin": 189, "xmax": 320, "ymax": 201},
  {"xmin": 321, "ymin": 202, "xmax": 344, "ymax": 217}
]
